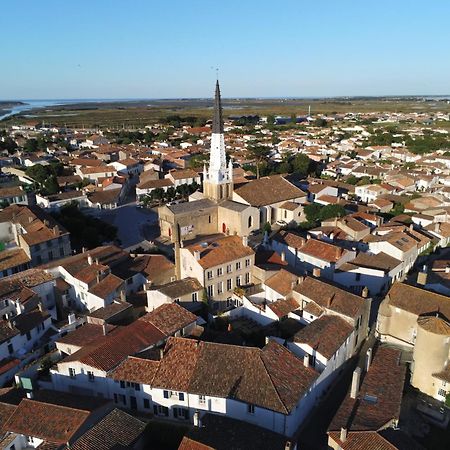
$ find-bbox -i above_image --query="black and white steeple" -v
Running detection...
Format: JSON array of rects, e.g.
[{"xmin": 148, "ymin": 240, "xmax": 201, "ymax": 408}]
[{"xmin": 203, "ymin": 80, "xmax": 233, "ymax": 201}]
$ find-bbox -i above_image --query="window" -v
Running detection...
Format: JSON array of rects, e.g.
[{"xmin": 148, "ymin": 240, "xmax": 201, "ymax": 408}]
[
  {"xmin": 69, "ymin": 368, "xmax": 76, "ymax": 378},
  {"xmin": 227, "ymin": 279, "xmax": 232, "ymax": 291},
  {"xmin": 226, "ymin": 264, "xmax": 232, "ymax": 274},
  {"xmin": 87, "ymin": 371, "xmax": 95, "ymax": 382},
  {"xmin": 163, "ymin": 390, "xmax": 169, "ymax": 399},
  {"xmin": 199, "ymin": 395, "xmax": 206, "ymax": 405},
  {"xmin": 208, "ymin": 215, "xmax": 211, "ymax": 223},
  {"xmin": 179, "ymin": 392, "xmax": 185, "ymax": 401},
  {"xmin": 174, "ymin": 298, "xmax": 180, "ymax": 304},
  {"xmin": 120, "ymin": 380, "xmax": 125, "ymax": 389},
  {"xmin": 438, "ymin": 388, "xmax": 447, "ymax": 397},
  {"xmin": 247, "ymin": 404, "xmax": 255, "ymax": 414},
  {"xmin": 173, "ymin": 407, "xmax": 189, "ymax": 420},
  {"xmin": 154, "ymin": 405, "xmax": 169, "ymax": 416},
  {"xmin": 48, "ymin": 251, "xmax": 53, "ymax": 261},
  {"xmin": 245, "ymin": 258, "xmax": 251, "ymax": 267},
  {"xmin": 226, "ymin": 298, "xmax": 233, "ymax": 308},
  {"xmin": 207, "ymin": 270, "xmax": 213, "ymax": 280},
  {"xmin": 355, "ymin": 273, "xmax": 361, "ymax": 281},
  {"xmin": 236, "ymin": 276, "xmax": 241, "ymax": 287},
  {"xmin": 245, "ymin": 273, "xmax": 250, "ymax": 285},
  {"xmin": 192, "ymin": 292, "xmax": 198, "ymax": 302},
  {"xmin": 236, "ymin": 262, "xmax": 241, "ymax": 270},
  {"xmin": 217, "ymin": 282, "xmax": 223, "ymax": 294},
  {"xmin": 248, "ymin": 216, "xmax": 253, "ymax": 228},
  {"xmin": 217, "ymin": 267, "xmax": 223, "ymax": 276},
  {"xmin": 143, "ymin": 398, "xmax": 151, "ymax": 409},
  {"xmin": 207, "ymin": 285, "xmax": 213, "ymax": 297},
  {"xmin": 26, "ymin": 331, "xmax": 31, "ymax": 341}
]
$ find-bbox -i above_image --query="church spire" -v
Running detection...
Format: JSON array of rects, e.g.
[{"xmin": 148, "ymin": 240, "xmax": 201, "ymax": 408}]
[{"xmin": 212, "ymin": 80, "xmax": 224, "ymax": 134}]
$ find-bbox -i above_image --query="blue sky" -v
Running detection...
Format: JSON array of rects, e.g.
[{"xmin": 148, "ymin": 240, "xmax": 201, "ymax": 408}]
[{"xmin": 1, "ymin": 0, "xmax": 450, "ymax": 99}]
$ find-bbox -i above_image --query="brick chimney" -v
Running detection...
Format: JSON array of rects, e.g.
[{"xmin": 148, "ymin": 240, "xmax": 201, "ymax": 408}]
[{"xmin": 312, "ymin": 267, "xmax": 321, "ymax": 278}]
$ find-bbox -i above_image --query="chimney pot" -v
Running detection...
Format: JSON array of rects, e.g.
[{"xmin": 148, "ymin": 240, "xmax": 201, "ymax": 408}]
[
  {"xmin": 159, "ymin": 348, "xmax": 164, "ymax": 360},
  {"xmin": 340, "ymin": 427, "xmax": 348, "ymax": 443},
  {"xmin": 361, "ymin": 286, "xmax": 369, "ymax": 298},
  {"xmin": 312, "ymin": 267, "xmax": 321, "ymax": 278},
  {"xmin": 193, "ymin": 410, "xmax": 202, "ymax": 428},
  {"xmin": 303, "ymin": 354, "xmax": 310, "ymax": 368},
  {"xmin": 194, "ymin": 250, "xmax": 201, "ymax": 261},
  {"xmin": 242, "ymin": 235, "xmax": 248, "ymax": 247},
  {"xmin": 365, "ymin": 347, "xmax": 373, "ymax": 372},
  {"xmin": 350, "ymin": 367, "xmax": 361, "ymax": 399},
  {"xmin": 281, "ymin": 251, "xmax": 286, "ymax": 262},
  {"xmin": 102, "ymin": 322, "xmax": 108, "ymax": 336},
  {"xmin": 87, "ymin": 254, "xmax": 93, "ymax": 265}
]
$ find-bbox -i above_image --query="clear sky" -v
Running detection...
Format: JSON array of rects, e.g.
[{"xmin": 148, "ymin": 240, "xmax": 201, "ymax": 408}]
[{"xmin": 1, "ymin": 0, "xmax": 450, "ymax": 99}]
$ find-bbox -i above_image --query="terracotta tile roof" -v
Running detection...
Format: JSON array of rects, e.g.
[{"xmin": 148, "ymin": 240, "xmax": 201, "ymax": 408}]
[
  {"xmin": 88, "ymin": 274, "xmax": 124, "ymax": 299},
  {"xmin": 152, "ymin": 337, "xmax": 201, "ymax": 392},
  {"xmin": 264, "ymin": 269, "xmax": 299, "ymax": 297},
  {"xmin": 0, "ymin": 358, "xmax": 20, "ymax": 376},
  {"xmin": 179, "ymin": 413, "xmax": 287, "ymax": 450},
  {"xmin": 294, "ymin": 277, "xmax": 365, "ymax": 320},
  {"xmin": 297, "ymin": 239, "xmax": 349, "ymax": 263},
  {"xmin": 168, "ymin": 168, "xmax": 199, "ymax": 180},
  {"xmin": 329, "ymin": 346, "xmax": 406, "ymax": 432},
  {"xmin": 328, "ymin": 431, "xmax": 398, "ymax": 450},
  {"xmin": 386, "ymin": 283, "xmax": 450, "ymax": 321},
  {"xmin": 1, "ymin": 398, "xmax": 90, "ymax": 444},
  {"xmin": 293, "ymin": 314, "xmax": 354, "ymax": 359},
  {"xmin": 417, "ymin": 315, "xmax": 450, "ymax": 335},
  {"xmin": 279, "ymin": 201, "xmax": 301, "ymax": 211},
  {"xmin": 303, "ymin": 301, "xmax": 324, "ymax": 317},
  {"xmin": 60, "ymin": 319, "xmax": 165, "ymax": 372},
  {"xmin": 272, "ymin": 230, "xmax": 306, "ymax": 249},
  {"xmin": 234, "ymin": 175, "xmax": 305, "ymax": 207},
  {"xmin": 267, "ymin": 297, "xmax": 300, "ymax": 319},
  {"xmin": 0, "ymin": 402, "xmax": 16, "ymax": 428},
  {"xmin": 153, "ymin": 337, "xmax": 319, "ymax": 414},
  {"xmin": 56, "ymin": 323, "xmax": 117, "ymax": 348},
  {"xmin": 71, "ymin": 408, "xmax": 146, "ymax": 450},
  {"xmin": 110, "ymin": 356, "xmax": 160, "ymax": 384},
  {"xmin": 88, "ymin": 301, "xmax": 132, "ymax": 320},
  {"xmin": 342, "ymin": 252, "xmax": 402, "ymax": 272},
  {"xmin": 0, "ymin": 248, "xmax": 30, "ymax": 271},
  {"xmin": 12, "ymin": 308, "xmax": 50, "ymax": 334},
  {"xmin": 140, "ymin": 302, "xmax": 197, "ymax": 335},
  {"xmin": 186, "ymin": 235, "xmax": 254, "ymax": 270},
  {"xmin": 137, "ymin": 178, "xmax": 173, "ymax": 189},
  {"xmin": 88, "ymin": 188, "xmax": 122, "ymax": 205},
  {"xmin": 153, "ymin": 277, "xmax": 202, "ymax": 299}
]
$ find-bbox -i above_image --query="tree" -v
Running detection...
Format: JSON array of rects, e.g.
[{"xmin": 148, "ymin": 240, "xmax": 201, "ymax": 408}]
[
  {"xmin": 263, "ymin": 221, "xmax": 272, "ymax": 233},
  {"xmin": 292, "ymin": 153, "xmax": 313, "ymax": 177},
  {"xmin": 247, "ymin": 145, "xmax": 271, "ymax": 179},
  {"xmin": 304, "ymin": 203, "xmax": 322, "ymax": 223},
  {"xmin": 267, "ymin": 115, "xmax": 275, "ymax": 126},
  {"xmin": 166, "ymin": 187, "xmax": 176, "ymax": 201},
  {"xmin": 318, "ymin": 204, "xmax": 346, "ymax": 221},
  {"xmin": 24, "ymin": 138, "xmax": 39, "ymax": 152},
  {"xmin": 151, "ymin": 188, "xmax": 165, "ymax": 205},
  {"xmin": 43, "ymin": 175, "xmax": 59, "ymax": 195}
]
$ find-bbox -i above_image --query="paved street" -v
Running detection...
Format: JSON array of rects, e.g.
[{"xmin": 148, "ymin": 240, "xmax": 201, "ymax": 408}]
[{"xmin": 90, "ymin": 202, "xmax": 159, "ymax": 249}]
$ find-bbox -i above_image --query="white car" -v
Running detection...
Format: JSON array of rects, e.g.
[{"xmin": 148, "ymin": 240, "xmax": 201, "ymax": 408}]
[{"xmin": 275, "ymin": 220, "xmax": 287, "ymax": 227}]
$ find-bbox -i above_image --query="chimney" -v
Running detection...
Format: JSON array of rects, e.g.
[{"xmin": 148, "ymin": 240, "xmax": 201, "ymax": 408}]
[
  {"xmin": 281, "ymin": 251, "xmax": 286, "ymax": 262},
  {"xmin": 434, "ymin": 222, "xmax": 440, "ymax": 233},
  {"xmin": 95, "ymin": 257, "xmax": 99, "ymax": 265},
  {"xmin": 409, "ymin": 223, "xmax": 414, "ymax": 231},
  {"xmin": 26, "ymin": 391, "xmax": 34, "ymax": 399},
  {"xmin": 102, "ymin": 322, "xmax": 108, "ymax": 336},
  {"xmin": 120, "ymin": 290, "xmax": 126, "ymax": 302},
  {"xmin": 38, "ymin": 302, "xmax": 44, "ymax": 313},
  {"xmin": 285, "ymin": 441, "xmax": 297, "ymax": 450},
  {"xmin": 340, "ymin": 427, "xmax": 348, "ymax": 443},
  {"xmin": 44, "ymin": 219, "xmax": 49, "ymax": 227},
  {"xmin": 335, "ymin": 246, "xmax": 342, "ymax": 259},
  {"xmin": 361, "ymin": 286, "xmax": 369, "ymax": 298},
  {"xmin": 96, "ymin": 272, "xmax": 101, "ymax": 284},
  {"xmin": 312, "ymin": 267, "xmax": 321, "ymax": 278},
  {"xmin": 68, "ymin": 313, "xmax": 76, "ymax": 325},
  {"xmin": 87, "ymin": 254, "xmax": 93, "ymax": 265},
  {"xmin": 365, "ymin": 347, "xmax": 373, "ymax": 372},
  {"xmin": 194, "ymin": 250, "xmax": 201, "ymax": 261},
  {"xmin": 242, "ymin": 235, "xmax": 248, "ymax": 247},
  {"xmin": 193, "ymin": 410, "xmax": 202, "ymax": 428},
  {"xmin": 417, "ymin": 265, "xmax": 428, "ymax": 286},
  {"xmin": 28, "ymin": 216, "xmax": 33, "ymax": 224},
  {"xmin": 265, "ymin": 336, "xmax": 270, "ymax": 345},
  {"xmin": 53, "ymin": 225, "xmax": 59, "ymax": 235},
  {"xmin": 159, "ymin": 348, "xmax": 164, "ymax": 360},
  {"xmin": 350, "ymin": 367, "xmax": 361, "ymax": 399},
  {"xmin": 303, "ymin": 354, "xmax": 310, "ymax": 368}
]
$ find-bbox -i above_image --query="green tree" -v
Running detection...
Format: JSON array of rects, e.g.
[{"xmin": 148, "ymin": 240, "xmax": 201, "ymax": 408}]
[
  {"xmin": 304, "ymin": 203, "xmax": 322, "ymax": 223},
  {"xmin": 24, "ymin": 138, "xmax": 39, "ymax": 152},
  {"xmin": 292, "ymin": 153, "xmax": 312, "ymax": 177},
  {"xmin": 247, "ymin": 145, "xmax": 271, "ymax": 179},
  {"xmin": 318, "ymin": 204, "xmax": 346, "ymax": 221},
  {"xmin": 43, "ymin": 175, "xmax": 59, "ymax": 195}
]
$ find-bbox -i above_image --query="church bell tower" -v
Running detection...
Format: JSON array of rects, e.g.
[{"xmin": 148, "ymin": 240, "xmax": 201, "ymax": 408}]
[{"xmin": 203, "ymin": 80, "xmax": 233, "ymax": 202}]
